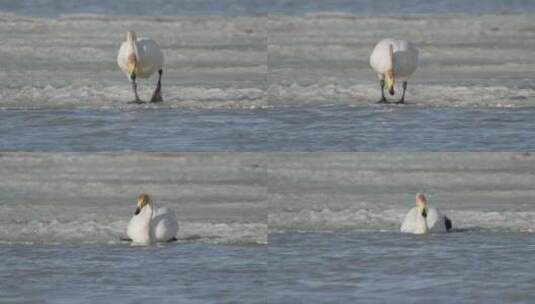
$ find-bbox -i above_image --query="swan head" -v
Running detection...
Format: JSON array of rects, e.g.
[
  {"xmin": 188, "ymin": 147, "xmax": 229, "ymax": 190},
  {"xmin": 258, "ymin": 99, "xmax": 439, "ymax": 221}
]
[
  {"xmin": 134, "ymin": 193, "xmax": 152, "ymax": 215},
  {"xmin": 416, "ymin": 192, "xmax": 427, "ymax": 218}
]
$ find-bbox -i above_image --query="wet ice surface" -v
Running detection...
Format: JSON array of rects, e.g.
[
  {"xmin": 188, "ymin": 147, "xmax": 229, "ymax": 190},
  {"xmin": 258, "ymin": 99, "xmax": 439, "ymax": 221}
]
[
  {"xmin": 269, "ymin": 232, "xmax": 535, "ymax": 304},
  {"xmin": 2, "ymin": 106, "xmax": 535, "ymax": 151},
  {"xmin": 0, "ymin": 242, "xmax": 266, "ymax": 304},
  {"xmin": 0, "ymin": 13, "xmax": 534, "ymax": 109},
  {"xmin": 0, "ymin": 13, "xmax": 267, "ymax": 109},
  {"xmin": 268, "ymin": 13, "xmax": 535, "ymax": 107}
]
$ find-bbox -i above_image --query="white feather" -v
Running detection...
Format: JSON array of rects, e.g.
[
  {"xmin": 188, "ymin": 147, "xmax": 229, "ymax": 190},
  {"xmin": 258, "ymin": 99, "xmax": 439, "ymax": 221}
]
[
  {"xmin": 117, "ymin": 36, "xmax": 164, "ymax": 79},
  {"xmin": 401, "ymin": 206, "xmax": 449, "ymax": 234},
  {"xmin": 370, "ymin": 38, "xmax": 419, "ymax": 80},
  {"xmin": 127, "ymin": 203, "xmax": 178, "ymax": 244}
]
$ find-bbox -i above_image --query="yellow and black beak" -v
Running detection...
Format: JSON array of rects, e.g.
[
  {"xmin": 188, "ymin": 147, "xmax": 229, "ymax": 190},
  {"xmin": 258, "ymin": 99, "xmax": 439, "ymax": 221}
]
[
  {"xmin": 134, "ymin": 207, "xmax": 141, "ymax": 215},
  {"xmin": 421, "ymin": 208, "xmax": 427, "ymax": 218},
  {"xmin": 386, "ymin": 78, "xmax": 395, "ymax": 96},
  {"xmin": 417, "ymin": 203, "xmax": 427, "ymax": 218}
]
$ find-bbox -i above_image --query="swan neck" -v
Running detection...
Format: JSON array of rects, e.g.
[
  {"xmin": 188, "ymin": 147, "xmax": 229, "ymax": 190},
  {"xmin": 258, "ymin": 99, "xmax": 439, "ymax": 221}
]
[
  {"xmin": 415, "ymin": 212, "xmax": 428, "ymax": 234},
  {"xmin": 138, "ymin": 203, "xmax": 153, "ymax": 244},
  {"xmin": 388, "ymin": 44, "xmax": 394, "ymax": 69},
  {"xmin": 129, "ymin": 39, "xmax": 138, "ymax": 60},
  {"xmin": 126, "ymin": 33, "xmax": 138, "ymax": 76}
]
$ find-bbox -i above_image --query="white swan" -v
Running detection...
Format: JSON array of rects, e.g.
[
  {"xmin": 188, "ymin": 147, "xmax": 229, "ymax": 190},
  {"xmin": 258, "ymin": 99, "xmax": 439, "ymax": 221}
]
[
  {"xmin": 117, "ymin": 31, "xmax": 164, "ymax": 104},
  {"xmin": 126, "ymin": 193, "xmax": 178, "ymax": 245},
  {"xmin": 370, "ymin": 38, "xmax": 418, "ymax": 104},
  {"xmin": 401, "ymin": 193, "xmax": 452, "ymax": 234}
]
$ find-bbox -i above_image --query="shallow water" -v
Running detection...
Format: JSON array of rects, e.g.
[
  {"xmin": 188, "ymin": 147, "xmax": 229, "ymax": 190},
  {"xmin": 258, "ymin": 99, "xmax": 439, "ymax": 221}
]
[
  {"xmin": 2, "ymin": 106, "xmax": 535, "ymax": 151},
  {"xmin": 269, "ymin": 232, "xmax": 535, "ymax": 304},
  {"xmin": 0, "ymin": 242, "xmax": 266, "ymax": 304},
  {"xmin": 267, "ymin": 106, "xmax": 535, "ymax": 151},
  {"xmin": 0, "ymin": 108, "xmax": 269, "ymax": 151},
  {"xmin": 2, "ymin": 0, "xmax": 535, "ymax": 17}
]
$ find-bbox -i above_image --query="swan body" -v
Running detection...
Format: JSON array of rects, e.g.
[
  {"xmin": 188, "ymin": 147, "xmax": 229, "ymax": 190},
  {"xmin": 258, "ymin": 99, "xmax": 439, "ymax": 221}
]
[
  {"xmin": 370, "ymin": 38, "xmax": 418, "ymax": 103},
  {"xmin": 401, "ymin": 193, "xmax": 452, "ymax": 234},
  {"xmin": 126, "ymin": 194, "xmax": 178, "ymax": 245},
  {"xmin": 117, "ymin": 31, "xmax": 164, "ymax": 103},
  {"xmin": 151, "ymin": 207, "xmax": 179, "ymax": 241}
]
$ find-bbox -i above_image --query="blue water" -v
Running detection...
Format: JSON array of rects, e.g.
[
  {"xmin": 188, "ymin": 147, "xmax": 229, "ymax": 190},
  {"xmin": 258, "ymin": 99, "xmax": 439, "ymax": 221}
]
[
  {"xmin": 0, "ymin": 108, "xmax": 269, "ymax": 152},
  {"xmin": 0, "ymin": 242, "xmax": 266, "ymax": 304},
  {"xmin": 2, "ymin": 106, "xmax": 535, "ymax": 151},
  {"xmin": 268, "ymin": 232, "xmax": 535, "ymax": 304},
  {"xmin": 1, "ymin": 0, "xmax": 534, "ymax": 17},
  {"xmin": 267, "ymin": 106, "xmax": 535, "ymax": 151},
  {"xmin": 3, "ymin": 232, "xmax": 534, "ymax": 303}
]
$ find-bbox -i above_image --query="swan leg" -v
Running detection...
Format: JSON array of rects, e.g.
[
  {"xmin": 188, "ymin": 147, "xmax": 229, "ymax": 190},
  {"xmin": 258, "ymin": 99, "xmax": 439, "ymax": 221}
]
[
  {"xmin": 150, "ymin": 69, "xmax": 163, "ymax": 103},
  {"xmin": 128, "ymin": 74, "xmax": 145, "ymax": 104},
  {"xmin": 376, "ymin": 79, "xmax": 388, "ymax": 104},
  {"xmin": 395, "ymin": 81, "xmax": 408, "ymax": 104}
]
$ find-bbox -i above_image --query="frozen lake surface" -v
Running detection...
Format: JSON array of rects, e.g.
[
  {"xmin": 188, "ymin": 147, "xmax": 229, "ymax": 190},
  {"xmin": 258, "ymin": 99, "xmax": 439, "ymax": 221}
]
[{"xmin": 0, "ymin": 153, "xmax": 267, "ymax": 245}]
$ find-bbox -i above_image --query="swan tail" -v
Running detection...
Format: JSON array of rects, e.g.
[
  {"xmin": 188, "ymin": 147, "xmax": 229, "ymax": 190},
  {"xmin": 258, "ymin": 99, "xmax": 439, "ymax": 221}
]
[{"xmin": 444, "ymin": 216, "xmax": 453, "ymax": 232}]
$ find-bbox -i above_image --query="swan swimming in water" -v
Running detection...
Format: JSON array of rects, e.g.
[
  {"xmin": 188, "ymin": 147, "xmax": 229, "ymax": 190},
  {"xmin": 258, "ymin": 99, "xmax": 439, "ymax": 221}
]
[
  {"xmin": 370, "ymin": 38, "xmax": 418, "ymax": 104},
  {"xmin": 401, "ymin": 193, "xmax": 452, "ymax": 234},
  {"xmin": 117, "ymin": 31, "xmax": 164, "ymax": 104},
  {"xmin": 126, "ymin": 193, "xmax": 178, "ymax": 245}
]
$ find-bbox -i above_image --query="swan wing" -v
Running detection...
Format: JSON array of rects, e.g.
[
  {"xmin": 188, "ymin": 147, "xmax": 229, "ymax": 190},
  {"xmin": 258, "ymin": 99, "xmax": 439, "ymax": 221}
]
[
  {"xmin": 134, "ymin": 38, "xmax": 164, "ymax": 78},
  {"xmin": 151, "ymin": 207, "xmax": 178, "ymax": 242},
  {"xmin": 393, "ymin": 41, "xmax": 418, "ymax": 78},
  {"xmin": 426, "ymin": 208, "xmax": 448, "ymax": 232},
  {"xmin": 370, "ymin": 38, "xmax": 397, "ymax": 76},
  {"xmin": 126, "ymin": 214, "xmax": 148, "ymax": 241},
  {"xmin": 117, "ymin": 41, "xmax": 132, "ymax": 78},
  {"xmin": 400, "ymin": 207, "xmax": 419, "ymax": 233}
]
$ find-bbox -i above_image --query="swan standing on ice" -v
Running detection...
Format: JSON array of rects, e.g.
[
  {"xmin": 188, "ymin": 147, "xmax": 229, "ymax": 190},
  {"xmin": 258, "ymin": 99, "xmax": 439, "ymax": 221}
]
[
  {"xmin": 126, "ymin": 193, "xmax": 178, "ymax": 245},
  {"xmin": 370, "ymin": 38, "xmax": 418, "ymax": 104},
  {"xmin": 401, "ymin": 193, "xmax": 452, "ymax": 234},
  {"xmin": 117, "ymin": 31, "xmax": 164, "ymax": 104}
]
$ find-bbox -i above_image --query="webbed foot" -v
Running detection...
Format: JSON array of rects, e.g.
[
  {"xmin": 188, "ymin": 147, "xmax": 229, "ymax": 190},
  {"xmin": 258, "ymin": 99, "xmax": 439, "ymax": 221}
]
[{"xmin": 127, "ymin": 100, "xmax": 145, "ymax": 104}]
